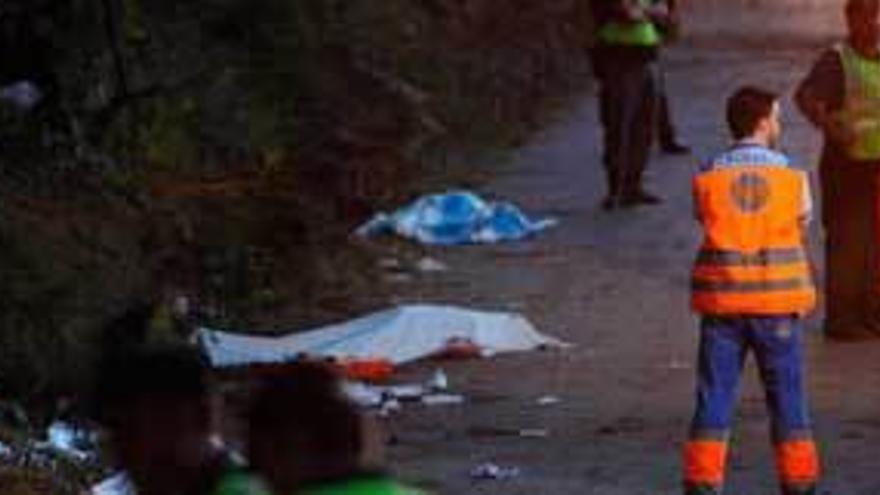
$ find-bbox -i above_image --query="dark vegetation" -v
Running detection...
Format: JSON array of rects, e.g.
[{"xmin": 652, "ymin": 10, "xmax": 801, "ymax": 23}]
[{"xmin": 0, "ymin": 0, "xmax": 595, "ymax": 439}]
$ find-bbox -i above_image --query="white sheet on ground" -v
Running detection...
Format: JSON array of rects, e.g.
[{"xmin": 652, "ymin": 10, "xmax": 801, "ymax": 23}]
[
  {"xmin": 92, "ymin": 472, "xmax": 136, "ymax": 495},
  {"xmin": 198, "ymin": 304, "xmax": 568, "ymax": 367}
]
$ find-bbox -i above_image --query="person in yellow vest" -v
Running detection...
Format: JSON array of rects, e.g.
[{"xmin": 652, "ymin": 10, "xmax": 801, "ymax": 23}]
[
  {"xmin": 684, "ymin": 87, "xmax": 820, "ymax": 495},
  {"xmin": 590, "ymin": 0, "xmax": 673, "ymax": 209},
  {"xmin": 795, "ymin": 0, "xmax": 880, "ymax": 341}
]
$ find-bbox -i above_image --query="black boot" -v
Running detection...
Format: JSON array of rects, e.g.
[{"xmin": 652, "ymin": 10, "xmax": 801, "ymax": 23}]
[
  {"xmin": 601, "ymin": 170, "xmax": 624, "ymax": 210},
  {"xmin": 661, "ymin": 140, "xmax": 691, "ymax": 155},
  {"xmin": 684, "ymin": 483, "xmax": 721, "ymax": 495},
  {"xmin": 781, "ymin": 483, "xmax": 817, "ymax": 495}
]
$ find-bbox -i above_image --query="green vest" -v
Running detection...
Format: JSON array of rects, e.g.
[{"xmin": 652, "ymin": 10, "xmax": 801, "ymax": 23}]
[
  {"xmin": 597, "ymin": 0, "xmax": 662, "ymax": 47},
  {"xmin": 300, "ymin": 477, "xmax": 425, "ymax": 495},
  {"xmin": 837, "ymin": 43, "xmax": 880, "ymax": 160}
]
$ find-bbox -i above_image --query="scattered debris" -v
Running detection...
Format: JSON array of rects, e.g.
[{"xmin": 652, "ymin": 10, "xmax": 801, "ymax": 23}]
[
  {"xmin": 466, "ymin": 426, "xmax": 520, "ymax": 438},
  {"xmin": 384, "ymin": 272, "xmax": 414, "ymax": 284},
  {"xmin": 429, "ymin": 369, "xmax": 449, "ymax": 391},
  {"xmin": 356, "ymin": 190, "xmax": 557, "ymax": 245},
  {"xmin": 470, "ymin": 462, "xmax": 521, "ymax": 480},
  {"xmin": 0, "ymin": 80, "xmax": 42, "ymax": 110},
  {"xmin": 519, "ymin": 428, "xmax": 549, "ymax": 438},
  {"xmin": 595, "ymin": 417, "xmax": 646, "ymax": 436},
  {"xmin": 384, "ymin": 384, "xmax": 428, "ymax": 401},
  {"xmin": 421, "ymin": 393, "xmax": 465, "ymax": 406},
  {"xmin": 344, "ymin": 376, "xmax": 468, "ymax": 414},
  {"xmin": 467, "ymin": 426, "xmax": 549, "ymax": 439},
  {"xmin": 667, "ymin": 359, "xmax": 691, "ymax": 370},
  {"xmin": 537, "ymin": 395, "xmax": 562, "ymax": 406},
  {"xmin": 43, "ymin": 421, "xmax": 98, "ymax": 462},
  {"xmin": 415, "ymin": 257, "xmax": 448, "ymax": 273},
  {"xmin": 379, "ymin": 257, "xmax": 403, "ymax": 269},
  {"xmin": 92, "ymin": 472, "xmax": 136, "ymax": 495},
  {"xmin": 343, "ymin": 382, "xmax": 385, "ymax": 408}
]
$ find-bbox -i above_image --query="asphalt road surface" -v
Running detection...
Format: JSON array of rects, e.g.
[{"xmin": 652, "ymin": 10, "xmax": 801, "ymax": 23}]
[{"xmin": 384, "ymin": 7, "xmax": 880, "ymax": 494}]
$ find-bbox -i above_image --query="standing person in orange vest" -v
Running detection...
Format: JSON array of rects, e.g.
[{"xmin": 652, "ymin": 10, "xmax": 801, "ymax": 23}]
[
  {"xmin": 795, "ymin": 0, "xmax": 880, "ymax": 341},
  {"xmin": 683, "ymin": 87, "xmax": 820, "ymax": 495}
]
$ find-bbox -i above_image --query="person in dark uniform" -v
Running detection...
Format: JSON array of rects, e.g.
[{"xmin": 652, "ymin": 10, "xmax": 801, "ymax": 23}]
[
  {"xmin": 591, "ymin": 0, "xmax": 674, "ymax": 209},
  {"xmin": 653, "ymin": 0, "xmax": 690, "ymax": 155},
  {"xmin": 795, "ymin": 0, "xmax": 880, "ymax": 341}
]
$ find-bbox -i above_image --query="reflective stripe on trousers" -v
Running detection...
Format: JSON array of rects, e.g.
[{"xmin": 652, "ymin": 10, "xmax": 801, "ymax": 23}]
[{"xmin": 683, "ymin": 316, "xmax": 819, "ymax": 494}]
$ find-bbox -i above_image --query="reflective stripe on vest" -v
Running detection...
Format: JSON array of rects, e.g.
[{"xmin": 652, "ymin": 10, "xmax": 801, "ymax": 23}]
[
  {"xmin": 692, "ymin": 166, "xmax": 816, "ymax": 315},
  {"xmin": 837, "ymin": 43, "xmax": 880, "ymax": 160},
  {"xmin": 598, "ymin": 21, "xmax": 661, "ymax": 46},
  {"xmin": 695, "ymin": 247, "xmax": 805, "ymax": 266},
  {"xmin": 598, "ymin": 0, "xmax": 662, "ymax": 47}
]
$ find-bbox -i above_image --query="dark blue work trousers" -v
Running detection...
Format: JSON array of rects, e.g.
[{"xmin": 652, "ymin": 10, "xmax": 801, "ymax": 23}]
[
  {"xmin": 597, "ymin": 56, "xmax": 658, "ymax": 201},
  {"xmin": 690, "ymin": 315, "xmax": 812, "ymax": 442}
]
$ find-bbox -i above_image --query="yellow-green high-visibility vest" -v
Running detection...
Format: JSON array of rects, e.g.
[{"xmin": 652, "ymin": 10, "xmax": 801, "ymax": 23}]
[
  {"xmin": 597, "ymin": 0, "xmax": 662, "ymax": 47},
  {"xmin": 837, "ymin": 43, "xmax": 880, "ymax": 161}
]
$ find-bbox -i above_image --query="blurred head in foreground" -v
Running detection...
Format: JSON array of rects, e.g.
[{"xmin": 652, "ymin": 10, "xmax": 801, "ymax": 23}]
[
  {"xmin": 246, "ymin": 361, "xmax": 384, "ymax": 494},
  {"xmin": 95, "ymin": 344, "xmax": 220, "ymax": 495}
]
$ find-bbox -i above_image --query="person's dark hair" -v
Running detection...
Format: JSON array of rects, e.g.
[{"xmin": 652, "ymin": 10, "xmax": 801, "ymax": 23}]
[
  {"xmin": 726, "ymin": 86, "xmax": 779, "ymax": 140},
  {"xmin": 247, "ymin": 362, "xmax": 362, "ymax": 471},
  {"xmin": 94, "ymin": 345, "xmax": 211, "ymax": 426}
]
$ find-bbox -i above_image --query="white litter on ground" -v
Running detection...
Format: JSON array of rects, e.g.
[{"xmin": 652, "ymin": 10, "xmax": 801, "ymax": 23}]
[
  {"xmin": 421, "ymin": 393, "xmax": 465, "ymax": 406},
  {"xmin": 45, "ymin": 421, "xmax": 95, "ymax": 462},
  {"xmin": 92, "ymin": 472, "xmax": 136, "ymax": 495},
  {"xmin": 537, "ymin": 395, "xmax": 562, "ymax": 406},
  {"xmin": 415, "ymin": 257, "xmax": 449, "ymax": 273},
  {"xmin": 470, "ymin": 462, "xmax": 521, "ymax": 480},
  {"xmin": 0, "ymin": 81, "xmax": 42, "ymax": 109}
]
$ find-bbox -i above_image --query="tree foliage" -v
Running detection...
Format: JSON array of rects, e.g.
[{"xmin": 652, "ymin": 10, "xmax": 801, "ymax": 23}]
[{"xmin": 0, "ymin": 0, "xmax": 594, "ymax": 418}]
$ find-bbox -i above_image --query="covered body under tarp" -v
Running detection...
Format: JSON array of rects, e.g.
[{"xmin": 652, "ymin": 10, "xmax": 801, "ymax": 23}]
[
  {"xmin": 355, "ymin": 191, "xmax": 557, "ymax": 245},
  {"xmin": 197, "ymin": 304, "xmax": 567, "ymax": 368}
]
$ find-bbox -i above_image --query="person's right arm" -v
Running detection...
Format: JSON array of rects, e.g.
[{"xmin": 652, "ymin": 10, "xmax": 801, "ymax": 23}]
[{"xmin": 795, "ymin": 49, "xmax": 855, "ymax": 148}]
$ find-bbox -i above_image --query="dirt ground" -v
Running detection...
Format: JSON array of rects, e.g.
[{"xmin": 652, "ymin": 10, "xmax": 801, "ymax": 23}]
[{"xmin": 378, "ymin": 10, "xmax": 880, "ymax": 495}]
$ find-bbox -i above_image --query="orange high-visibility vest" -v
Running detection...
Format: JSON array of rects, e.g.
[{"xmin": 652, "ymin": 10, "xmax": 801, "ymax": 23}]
[{"xmin": 691, "ymin": 166, "xmax": 816, "ymax": 315}]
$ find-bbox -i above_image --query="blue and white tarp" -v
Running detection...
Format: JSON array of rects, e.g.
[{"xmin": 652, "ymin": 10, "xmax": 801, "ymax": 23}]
[{"xmin": 356, "ymin": 191, "xmax": 557, "ymax": 245}]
